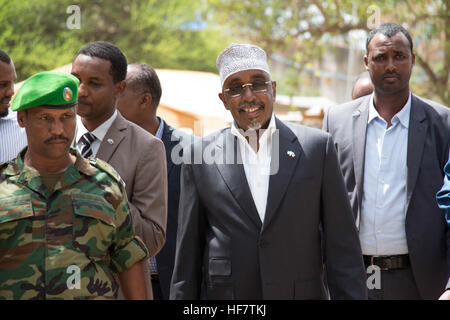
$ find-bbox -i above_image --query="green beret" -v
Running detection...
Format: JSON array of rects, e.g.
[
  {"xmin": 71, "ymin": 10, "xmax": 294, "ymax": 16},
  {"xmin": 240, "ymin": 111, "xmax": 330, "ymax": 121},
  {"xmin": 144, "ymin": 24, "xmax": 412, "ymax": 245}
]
[{"xmin": 12, "ymin": 71, "xmax": 79, "ymax": 111}]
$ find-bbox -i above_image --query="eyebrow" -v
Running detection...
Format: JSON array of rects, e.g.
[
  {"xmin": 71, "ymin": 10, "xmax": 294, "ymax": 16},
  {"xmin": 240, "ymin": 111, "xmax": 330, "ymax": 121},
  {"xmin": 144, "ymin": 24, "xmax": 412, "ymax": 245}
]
[
  {"xmin": 227, "ymin": 73, "xmax": 268, "ymax": 85},
  {"xmin": 71, "ymin": 72, "xmax": 102, "ymax": 81}
]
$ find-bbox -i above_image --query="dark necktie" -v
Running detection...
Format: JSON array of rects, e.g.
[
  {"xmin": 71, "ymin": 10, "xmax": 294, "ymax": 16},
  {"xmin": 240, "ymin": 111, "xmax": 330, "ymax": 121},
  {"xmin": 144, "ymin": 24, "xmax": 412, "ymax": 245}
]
[{"xmin": 79, "ymin": 132, "xmax": 96, "ymax": 158}]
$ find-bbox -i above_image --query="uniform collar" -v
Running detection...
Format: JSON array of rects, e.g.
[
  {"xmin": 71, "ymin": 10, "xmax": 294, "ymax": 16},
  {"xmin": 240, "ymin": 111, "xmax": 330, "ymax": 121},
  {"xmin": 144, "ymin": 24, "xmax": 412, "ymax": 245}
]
[{"xmin": 3, "ymin": 147, "xmax": 95, "ymax": 180}]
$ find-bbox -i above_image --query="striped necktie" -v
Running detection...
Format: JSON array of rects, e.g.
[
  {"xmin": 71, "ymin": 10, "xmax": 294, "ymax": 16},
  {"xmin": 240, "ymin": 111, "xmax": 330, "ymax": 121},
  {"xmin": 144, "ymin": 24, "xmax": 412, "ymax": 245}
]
[{"xmin": 79, "ymin": 132, "xmax": 96, "ymax": 158}]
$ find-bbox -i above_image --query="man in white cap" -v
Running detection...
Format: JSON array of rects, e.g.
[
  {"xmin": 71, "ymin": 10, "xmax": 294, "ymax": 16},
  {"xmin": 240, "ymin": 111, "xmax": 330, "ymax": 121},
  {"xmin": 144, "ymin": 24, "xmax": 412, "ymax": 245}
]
[{"xmin": 170, "ymin": 43, "xmax": 367, "ymax": 299}]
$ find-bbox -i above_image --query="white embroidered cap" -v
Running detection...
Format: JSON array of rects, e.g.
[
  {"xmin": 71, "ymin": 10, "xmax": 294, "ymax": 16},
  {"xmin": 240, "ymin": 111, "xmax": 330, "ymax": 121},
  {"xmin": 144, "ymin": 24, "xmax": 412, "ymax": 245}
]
[{"xmin": 216, "ymin": 43, "xmax": 271, "ymax": 87}]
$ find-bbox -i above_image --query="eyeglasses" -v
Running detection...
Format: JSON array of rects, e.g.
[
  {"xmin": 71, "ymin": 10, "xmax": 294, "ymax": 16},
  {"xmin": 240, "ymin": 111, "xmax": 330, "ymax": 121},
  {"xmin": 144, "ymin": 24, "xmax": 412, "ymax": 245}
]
[{"xmin": 224, "ymin": 80, "xmax": 272, "ymax": 98}]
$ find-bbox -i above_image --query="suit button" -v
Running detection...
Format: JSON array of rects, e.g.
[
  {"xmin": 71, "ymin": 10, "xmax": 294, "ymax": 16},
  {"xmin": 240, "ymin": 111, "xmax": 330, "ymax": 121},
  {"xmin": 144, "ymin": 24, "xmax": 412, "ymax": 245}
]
[{"xmin": 259, "ymin": 240, "xmax": 269, "ymax": 248}]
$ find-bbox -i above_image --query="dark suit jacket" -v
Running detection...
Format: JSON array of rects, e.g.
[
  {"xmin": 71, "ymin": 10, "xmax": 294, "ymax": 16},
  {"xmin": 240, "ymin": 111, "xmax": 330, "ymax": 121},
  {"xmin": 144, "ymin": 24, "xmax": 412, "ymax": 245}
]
[
  {"xmin": 154, "ymin": 119, "xmax": 192, "ymax": 299},
  {"xmin": 323, "ymin": 94, "xmax": 450, "ymax": 299},
  {"xmin": 170, "ymin": 118, "xmax": 366, "ymax": 300},
  {"xmin": 96, "ymin": 112, "xmax": 168, "ymax": 299}
]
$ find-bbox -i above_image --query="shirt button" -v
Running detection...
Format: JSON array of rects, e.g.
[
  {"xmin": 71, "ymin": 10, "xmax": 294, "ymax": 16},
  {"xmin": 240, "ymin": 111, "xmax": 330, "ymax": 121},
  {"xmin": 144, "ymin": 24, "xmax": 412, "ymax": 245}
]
[{"xmin": 377, "ymin": 205, "xmax": 382, "ymax": 209}]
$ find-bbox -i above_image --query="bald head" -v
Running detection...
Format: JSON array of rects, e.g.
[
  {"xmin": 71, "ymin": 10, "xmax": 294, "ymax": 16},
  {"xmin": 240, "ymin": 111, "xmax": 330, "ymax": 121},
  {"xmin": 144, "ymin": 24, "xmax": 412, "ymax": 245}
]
[
  {"xmin": 352, "ymin": 72, "xmax": 374, "ymax": 100},
  {"xmin": 126, "ymin": 63, "xmax": 162, "ymax": 108}
]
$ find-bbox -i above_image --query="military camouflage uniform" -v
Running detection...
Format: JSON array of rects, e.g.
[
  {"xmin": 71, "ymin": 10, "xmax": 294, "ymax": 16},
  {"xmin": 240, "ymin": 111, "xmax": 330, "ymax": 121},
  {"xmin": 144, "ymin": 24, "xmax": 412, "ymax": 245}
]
[{"xmin": 0, "ymin": 147, "xmax": 149, "ymax": 300}]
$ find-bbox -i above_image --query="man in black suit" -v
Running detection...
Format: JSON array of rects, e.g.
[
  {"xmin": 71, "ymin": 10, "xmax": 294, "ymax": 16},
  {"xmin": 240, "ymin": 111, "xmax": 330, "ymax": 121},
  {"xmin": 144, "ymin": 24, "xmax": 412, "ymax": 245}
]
[
  {"xmin": 169, "ymin": 43, "xmax": 367, "ymax": 300},
  {"xmin": 323, "ymin": 23, "xmax": 450, "ymax": 299},
  {"xmin": 116, "ymin": 63, "xmax": 190, "ymax": 300}
]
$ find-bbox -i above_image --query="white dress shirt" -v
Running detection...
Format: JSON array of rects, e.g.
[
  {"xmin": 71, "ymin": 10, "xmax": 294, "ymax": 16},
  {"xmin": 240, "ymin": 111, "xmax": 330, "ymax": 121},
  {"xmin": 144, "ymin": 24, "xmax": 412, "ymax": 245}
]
[
  {"xmin": 76, "ymin": 110, "xmax": 118, "ymax": 157},
  {"xmin": 230, "ymin": 113, "xmax": 276, "ymax": 223},
  {"xmin": 0, "ymin": 110, "xmax": 27, "ymax": 163},
  {"xmin": 360, "ymin": 93, "xmax": 411, "ymax": 255}
]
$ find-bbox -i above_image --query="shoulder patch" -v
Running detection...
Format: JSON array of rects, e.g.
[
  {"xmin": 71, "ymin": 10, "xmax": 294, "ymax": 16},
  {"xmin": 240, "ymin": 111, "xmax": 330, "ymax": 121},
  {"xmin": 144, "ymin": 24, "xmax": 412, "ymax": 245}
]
[{"xmin": 89, "ymin": 158, "xmax": 125, "ymax": 188}]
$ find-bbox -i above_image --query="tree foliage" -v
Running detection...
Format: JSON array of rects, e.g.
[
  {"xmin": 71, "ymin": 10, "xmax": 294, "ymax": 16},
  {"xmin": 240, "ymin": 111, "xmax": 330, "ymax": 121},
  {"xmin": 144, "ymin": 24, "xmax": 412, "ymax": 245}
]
[
  {"xmin": 0, "ymin": 0, "xmax": 229, "ymax": 81},
  {"xmin": 207, "ymin": 0, "xmax": 450, "ymax": 105}
]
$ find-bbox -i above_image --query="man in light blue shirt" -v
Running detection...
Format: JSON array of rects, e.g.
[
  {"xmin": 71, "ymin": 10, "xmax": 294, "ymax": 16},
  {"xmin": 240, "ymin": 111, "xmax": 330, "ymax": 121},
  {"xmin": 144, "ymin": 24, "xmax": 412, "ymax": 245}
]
[
  {"xmin": 323, "ymin": 23, "xmax": 450, "ymax": 299},
  {"xmin": 359, "ymin": 94, "xmax": 411, "ymax": 256},
  {"xmin": 0, "ymin": 50, "xmax": 27, "ymax": 163}
]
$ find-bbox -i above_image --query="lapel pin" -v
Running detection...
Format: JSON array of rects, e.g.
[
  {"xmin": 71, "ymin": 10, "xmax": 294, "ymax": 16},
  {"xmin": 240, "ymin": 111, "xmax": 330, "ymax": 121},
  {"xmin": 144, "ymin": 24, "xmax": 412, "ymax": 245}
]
[
  {"xmin": 287, "ymin": 150, "xmax": 295, "ymax": 158},
  {"xmin": 107, "ymin": 138, "xmax": 114, "ymax": 145}
]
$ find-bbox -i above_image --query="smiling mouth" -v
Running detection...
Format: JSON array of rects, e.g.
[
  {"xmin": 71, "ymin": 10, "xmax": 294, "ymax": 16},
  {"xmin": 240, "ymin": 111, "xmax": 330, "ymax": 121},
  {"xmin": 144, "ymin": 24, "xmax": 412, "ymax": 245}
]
[
  {"xmin": 240, "ymin": 105, "xmax": 263, "ymax": 114},
  {"xmin": 244, "ymin": 106, "xmax": 260, "ymax": 112}
]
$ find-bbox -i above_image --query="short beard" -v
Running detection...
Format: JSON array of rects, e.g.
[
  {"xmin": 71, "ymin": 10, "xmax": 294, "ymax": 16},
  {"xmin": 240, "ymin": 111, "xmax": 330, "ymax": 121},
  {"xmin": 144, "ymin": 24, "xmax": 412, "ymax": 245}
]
[
  {"xmin": 248, "ymin": 118, "xmax": 262, "ymax": 131},
  {"xmin": 0, "ymin": 109, "xmax": 9, "ymax": 118}
]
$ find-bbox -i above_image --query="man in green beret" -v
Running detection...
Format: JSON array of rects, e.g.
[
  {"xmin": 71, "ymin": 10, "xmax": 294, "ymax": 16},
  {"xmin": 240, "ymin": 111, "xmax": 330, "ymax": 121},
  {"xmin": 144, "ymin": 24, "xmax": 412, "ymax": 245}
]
[{"xmin": 0, "ymin": 71, "xmax": 149, "ymax": 300}]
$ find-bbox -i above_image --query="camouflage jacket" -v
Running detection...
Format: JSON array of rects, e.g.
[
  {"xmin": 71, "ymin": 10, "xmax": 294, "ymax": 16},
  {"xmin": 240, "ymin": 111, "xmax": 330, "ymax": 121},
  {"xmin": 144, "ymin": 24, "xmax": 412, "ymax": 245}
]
[{"xmin": 0, "ymin": 148, "xmax": 149, "ymax": 300}]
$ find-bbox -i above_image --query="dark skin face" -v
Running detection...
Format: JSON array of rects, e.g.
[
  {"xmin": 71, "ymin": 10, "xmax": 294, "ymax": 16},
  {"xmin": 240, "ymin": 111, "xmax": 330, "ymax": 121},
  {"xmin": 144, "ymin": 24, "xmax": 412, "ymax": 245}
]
[
  {"xmin": 116, "ymin": 66, "xmax": 153, "ymax": 127},
  {"xmin": 364, "ymin": 32, "xmax": 415, "ymax": 98},
  {"xmin": 0, "ymin": 60, "xmax": 17, "ymax": 117},
  {"xmin": 219, "ymin": 69, "xmax": 276, "ymax": 132},
  {"xmin": 71, "ymin": 54, "xmax": 125, "ymax": 131},
  {"xmin": 116, "ymin": 66, "xmax": 160, "ymax": 135},
  {"xmin": 17, "ymin": 106, "xmax": 77, "ymax": 173}
]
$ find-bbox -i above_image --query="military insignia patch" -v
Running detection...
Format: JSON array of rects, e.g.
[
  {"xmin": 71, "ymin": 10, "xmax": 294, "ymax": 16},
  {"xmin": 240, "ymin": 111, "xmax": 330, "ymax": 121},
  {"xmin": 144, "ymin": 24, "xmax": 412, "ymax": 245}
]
[{"xmin": 63, "ymin": 87, "xmax": 73, "ymax": 102}]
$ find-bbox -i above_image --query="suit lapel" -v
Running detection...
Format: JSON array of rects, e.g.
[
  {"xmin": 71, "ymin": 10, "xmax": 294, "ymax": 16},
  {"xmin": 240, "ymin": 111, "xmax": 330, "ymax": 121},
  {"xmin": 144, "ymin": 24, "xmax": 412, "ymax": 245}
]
[
  {"xmin": 262, "ymin": 119, "xmax": 301, "ymax": 231},
  {"xmin": 352, "ymin": 97, "xmax": 370, "ymax": 225},
  {"xmin": 214, "ymin": 129, "xmax": 262, "ymax": 229},
  {"xmin": 96, "ymin": 113, "xmax": 127, "ymax": 162},
  {"xmin": 406, "ymin": 95, "xmax": 427, "ymax": 211}
]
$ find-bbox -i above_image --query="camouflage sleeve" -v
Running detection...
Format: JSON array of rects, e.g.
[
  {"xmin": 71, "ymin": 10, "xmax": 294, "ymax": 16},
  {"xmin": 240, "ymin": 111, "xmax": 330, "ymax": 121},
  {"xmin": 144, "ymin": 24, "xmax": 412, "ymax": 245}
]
[{"xmin": 109, "ymin": 189, "xmax": 149, "ymax": 274}]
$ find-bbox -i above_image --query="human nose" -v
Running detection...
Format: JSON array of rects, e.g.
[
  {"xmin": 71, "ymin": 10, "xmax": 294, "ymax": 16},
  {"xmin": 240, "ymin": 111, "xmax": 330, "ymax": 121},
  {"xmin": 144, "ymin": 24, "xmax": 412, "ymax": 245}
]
[
  {"xmin": 386, "ymin": 56, "xmax": 396, "ymax": 72},
  {"xmin": 241, "ymin": 83, "xmax": 256, "ymax": 101},
  {"xmin": 78, "ymin": 82, "xmax": 88, "ymax": 97},
  {"xmin": 6, "ymin": 84, "xmax": 14, "ymax": 98},
  {"xmin": 50, "ymin": 119, "xmax": 64, "ymax": 135}
]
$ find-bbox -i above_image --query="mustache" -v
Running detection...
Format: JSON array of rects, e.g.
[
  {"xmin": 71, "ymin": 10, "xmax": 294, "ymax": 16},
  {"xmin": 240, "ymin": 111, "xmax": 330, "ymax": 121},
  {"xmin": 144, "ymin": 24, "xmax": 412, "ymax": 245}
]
[
  {"xmin": 45, "ymin": 135, "xmax": 69, "ymax": 144},
  {"xmin": 238, "ymin": 101, "xmax": 264, "ymax": 112},
  {"xmin": 77, "ymin": 99, "xmax": 91, "ymax": 106}
]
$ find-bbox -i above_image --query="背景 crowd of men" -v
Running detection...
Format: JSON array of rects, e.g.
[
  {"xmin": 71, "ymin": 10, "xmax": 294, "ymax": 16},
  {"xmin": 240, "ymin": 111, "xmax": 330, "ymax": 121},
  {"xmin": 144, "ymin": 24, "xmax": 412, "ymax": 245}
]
[{"xmin": 0, "ymin": 22, "xmax": 449, "ymax": 300}]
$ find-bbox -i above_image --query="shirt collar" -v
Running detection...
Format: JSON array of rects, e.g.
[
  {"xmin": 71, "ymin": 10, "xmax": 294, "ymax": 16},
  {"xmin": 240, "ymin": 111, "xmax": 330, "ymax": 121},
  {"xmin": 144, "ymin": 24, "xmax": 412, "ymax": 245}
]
[
  {"xmin": 76, "ymin": 109, "xmax": 118, "ymax": 142},
  {"xmin": 155, "ymin": 117, "xmax": 165, "ymax": 139},
  {"xmin": 368, "ymin": 92, "xmax": 411, "ymax": 128},
  {"xmin": 230, "ymin": 112, "xmax": 277, "ymax": 143}
]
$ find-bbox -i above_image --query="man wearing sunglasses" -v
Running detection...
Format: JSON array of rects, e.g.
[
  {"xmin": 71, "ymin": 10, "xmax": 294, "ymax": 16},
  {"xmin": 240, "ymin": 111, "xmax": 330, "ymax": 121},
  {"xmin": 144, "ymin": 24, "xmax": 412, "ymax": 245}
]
[{"xmin": 170, "ymin": 43, "xmax": 366, "ymax": 300}]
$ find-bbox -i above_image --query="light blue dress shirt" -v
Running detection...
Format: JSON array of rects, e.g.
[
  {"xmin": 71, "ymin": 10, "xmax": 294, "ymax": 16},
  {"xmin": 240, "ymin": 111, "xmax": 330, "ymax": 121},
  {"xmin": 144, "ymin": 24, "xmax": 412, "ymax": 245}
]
[
  {"xmin": 360, "ymin": 93, "xmax": 411, "ymax": 255},
  {"xmin": 0, "ymin": 110, "xmax": 27, "ymax": 163}
]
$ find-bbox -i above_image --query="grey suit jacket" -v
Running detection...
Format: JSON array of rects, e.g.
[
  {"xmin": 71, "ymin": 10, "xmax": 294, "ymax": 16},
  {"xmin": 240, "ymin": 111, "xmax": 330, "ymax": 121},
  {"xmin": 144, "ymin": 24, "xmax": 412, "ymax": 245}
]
[
  {"xmin": 323, "ymin": 94, "xmax": 450, "ymax": 299},
  {"xmin": 96, "ymin": 112, "xmax": 168, "ymax": 299},
  {"xmin": 170, "ymin": 118, "xmax": 366, "ymax": 300}
]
